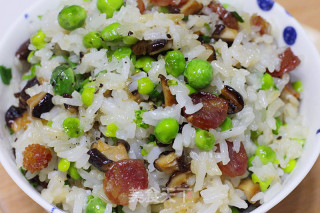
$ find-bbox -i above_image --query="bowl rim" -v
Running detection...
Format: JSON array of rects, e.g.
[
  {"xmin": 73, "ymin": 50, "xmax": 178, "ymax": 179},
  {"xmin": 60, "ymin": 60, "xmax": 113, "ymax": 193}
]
[{"xmin": 0, "ymin": 0, "xmax": 319, "ymax": 213}]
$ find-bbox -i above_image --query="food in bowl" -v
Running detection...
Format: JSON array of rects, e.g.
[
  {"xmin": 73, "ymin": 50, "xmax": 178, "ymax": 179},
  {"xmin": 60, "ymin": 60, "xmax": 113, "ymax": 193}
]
[{"xmin": 1, "ymin": 0, "xmax": 308, "ymax": 212}]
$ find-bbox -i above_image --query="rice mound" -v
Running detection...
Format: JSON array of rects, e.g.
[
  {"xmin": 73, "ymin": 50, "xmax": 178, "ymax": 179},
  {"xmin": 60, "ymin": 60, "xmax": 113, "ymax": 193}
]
[{"xmin": 6, "ymin": 0, "xmax": 308, "ymax": 212}]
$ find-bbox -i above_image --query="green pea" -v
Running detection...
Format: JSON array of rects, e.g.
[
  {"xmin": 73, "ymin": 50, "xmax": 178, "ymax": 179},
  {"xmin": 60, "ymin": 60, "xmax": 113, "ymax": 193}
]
[
  {"xmin": 101, "ymin": 22, "xmax": 121, "ymax": 41},
  {"xmin": 105, "ymin": 123, "xmax": 118, "ymax": 137},
  {"xmin": 58, "ymin": 5, "xmax": 87, "ymax": 31},
  {"xmin": 184, "ymin": 59, "xmax": 213, "ymax": 89},
  {"xmin": 62, "ymin": 117, "xmax": 83, "ymax": 138},
  {"xmin": 260, "ymin": 73, "xmax": 274, "ymax": 90},
  {"xmin": 85, "ymin": 196, "xmax": 106, "ymax": 213},
  {"xmin": 283, "ymin": 159, "xmax": 296, "ymax": 173},
  {"xmin": 292, "ymin": 80, "xmax": 303, "ymax": 93},
  {"xmin": 195, "ymin": 129, "xmax": 215, "ymax": 151},
  {"xmin": 58, "ymin": 158, "xmax": 71, "ymax": 172},
  {"xmin": 135, "ymin": 56, "xmax": 155, "ymax": 72},
  {"xmin": 97, "ymin": 0, "xmax": 123, "ymax": 18},
  {"xmin": 68, "ymin": 162, "xmax": 81, "ymax": 180},
  {"xmin": 50, "ymin": 65, "xmax": 75, "ymax": 96},
  {"xmin": 154, "ymin": 118, "xmax": 179, "ymax": 144},
  {"xmin": 272, "ymin": 117, "xmax": 283, "ymax": 135},
  {"xmin": 123, "ymin": 36, "xmax": 138, "ymax": 45},
  {"xmin": 113, "ymin": 47, "xmax": 132, "ymax": 59},
  {"xmin": 165, "ymin": 50, "xmax": 186, "ymax": 77},
  {"xmin": 31, "ymin": 30, "xmax": 46, "ymax": 50},
  {"xmin": 185, "ymin": 84, "xmax": 197, "ymax": 95},
  {"xmin": 138, "ymin": 77, "xmax": 154, "ymax": 95},
  {"xmin": 252, "ymin": 173, "xmax": 272, "ymax": 192},
  {"xmin": 255, "ymin": 145, "xmax": 277, "ymax": 165},
  {"xmin": 219, "ymin": 117, "xmax": 233, "ymax": 132},
  {"xmin": 83, "ymin": 32, "xmax": 103, "ymax": 49},
  {"xmin": 81, "ymin": 82, "xmax": 95, "ymax": 107}
]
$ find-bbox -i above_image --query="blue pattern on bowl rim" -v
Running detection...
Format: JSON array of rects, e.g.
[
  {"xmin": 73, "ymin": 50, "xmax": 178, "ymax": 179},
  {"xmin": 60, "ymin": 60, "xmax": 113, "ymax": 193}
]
[
  {"xmin": 257, "ymin": 0, "xmax": 275, "ymax": 11},
  {"xmin": 283, "ymin": 26, "xmax": 297, "ymax": 45}
]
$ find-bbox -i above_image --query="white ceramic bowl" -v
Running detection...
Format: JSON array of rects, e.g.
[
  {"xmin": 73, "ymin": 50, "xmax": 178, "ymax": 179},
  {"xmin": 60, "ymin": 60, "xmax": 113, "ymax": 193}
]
[{"xmin": 0, "ymin": 0, "xmax": 319, "ymax": 212}]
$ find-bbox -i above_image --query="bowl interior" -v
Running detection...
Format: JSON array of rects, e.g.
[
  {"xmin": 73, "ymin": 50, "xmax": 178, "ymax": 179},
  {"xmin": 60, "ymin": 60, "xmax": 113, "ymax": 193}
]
[{"xmin": 0, "ymin": 0, "xmax": 319, "ymax": 212}]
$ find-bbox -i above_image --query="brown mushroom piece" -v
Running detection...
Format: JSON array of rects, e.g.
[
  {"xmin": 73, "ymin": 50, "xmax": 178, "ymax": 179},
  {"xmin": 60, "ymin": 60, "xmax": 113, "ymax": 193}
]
[
  {"xmin": 26, "ymin": 92, "xmax": 54, "ymax": 118},
  {"xmin": 5, "ymin": 106, "xmax": 30, "ymax": 133},
  {"xmin": 166, "ymin": 171, "xmax": 193, "ymax": 193},
  {"xmin": 132, "ymin": 39, "xmax": 173, "ymax": 55},
  {"xmin": 91, "ymin": 140, "xmax": 129, "ymax": 162},
  {"xmin": 179, "ymin": 0, "xmax": 203, "ymax": 16},
  {"xmin": 212, "ymin": 27, "xmax": 238, "ymax": 42},
  {"xmin": 16, "ymin": 77, "xmax": 40, "ymax": 108},
  {"xmin": 154, "ymin": 151, "xmax": 188, "ymax": 174},
  {"xmin": 129, "ymin": 90, "xmax": 143, "ymax": 104},
  {"xmin": 219, "ymin": 85, "xmax": 244, "ymax": 114},
  {"xmin": 203, "ymin": 43, "xmax": 216, "ymax": 62},
  {"xmin": 62, "ymin": 94, "xmax": 79, "ymax": 113},
  {"xmin": 15, "ymin": 39, "xmax": 31, "ymax": 60},
  {"xmin": 158, "ymin": 74, "xmax": 177, "ymax": 107},
  {"xmin": 237, "ymin": 177, "xmax": 261, "ymax": 204},
  {"xmin": 87, "ymin": 148, "xmax": 114, "ymax": 172}
]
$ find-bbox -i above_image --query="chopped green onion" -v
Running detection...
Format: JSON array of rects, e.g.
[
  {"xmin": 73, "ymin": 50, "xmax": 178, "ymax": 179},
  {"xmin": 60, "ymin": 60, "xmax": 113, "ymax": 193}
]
[
  {"xmin": 159, "ymin": 6, "xmax": 169, "ymax": 14},
  {"xmin": 185, "ymin": 84, "xmax": 197, "ymax": 95},
  {"xmin": 167, "ymin": 80, "xmax": 178, "ymax": 87},
  {"xmin": 134, "ymin": 110, "xmax": 149, "ymax": 129},
  {"xmin": 250, "ymin": 130, "xmax": 262, "ymax": 145},
  {"xmin": 204, "ymin": 23, "xmax": 211, "ymax": 31},
  {"xmin": 248, "ymin": 155, "xmax": 256, "ymax": 167},
  {"xmin": 47, "ymin": 121, "xmax": 53, "ymax": 127},
  {"xmin": 272, "ymin": 117, "xmax": 283, "ymax": 135},
  {"xmin": 22, "ymin": 64, "xmax": 38, "ymax": 80},
  {"xmin": 231, "ymin": 11, "xmax": 244, "ymax": 23},
  {"xmin": 292, "ymin": 138, "xmax": 306, "ymax": 146},
  {"xmin": 0, "ymin": 65, "xmax": 12, "ymax": 85}
]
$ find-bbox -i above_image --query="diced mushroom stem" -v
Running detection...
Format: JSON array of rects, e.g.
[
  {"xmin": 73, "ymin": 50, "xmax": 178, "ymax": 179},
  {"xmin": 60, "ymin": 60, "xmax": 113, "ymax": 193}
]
[
  {"xmin": 87, "ymin": 148, "xmax": 114, "ymax": 172},
  {"xmin": 250, "ymin": 14, "xmax": 271, "ymax": 35},
  {"xmin": 159, "ymin": 74, "xmax": 177, "ymax": 107},
  {"xmin": 132, "ymin": 40, "xmax": 173, "ymax": 55},
  {"xmin": 91, "ymin": 140, "xmax": 129, "ymax": 162},
  {"xmin": 154, "ymin": 151, "xmax": 188, "ymax": 174},
  {"xmin": 26, "ymin": 92, "xmax": 54, "ymax": 118},
  {"xmin": 164, "ymin": 191, "xmax": 200, "ymax": 210},
  {"xmin": 166, "ymin": 171, "xmax": 194, "ymax": 193},
  {"xmin": 179, "ymin": 0, "xmax": 203, "ymax": 16},
  {"xmin": 203, "ymin": 43, "xmax": 216, "ymax": 62},
  {"xmin": 212, "ymin": 27, "xmax": 238, "ymax": 42},
  {"xmin": 220, "ymin": 85, "xmax": 244, "ymax": 114},
  {"xmin": 5, "ymin": 106, "xmax": 30, "ymax": 133},
  {"xmin": 237, "ymin": 177, "xmax": 261, "ymax": 204},
  {"xmin": 129, "ymin": 90, "xmax": 143, "ymax": 104}
]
